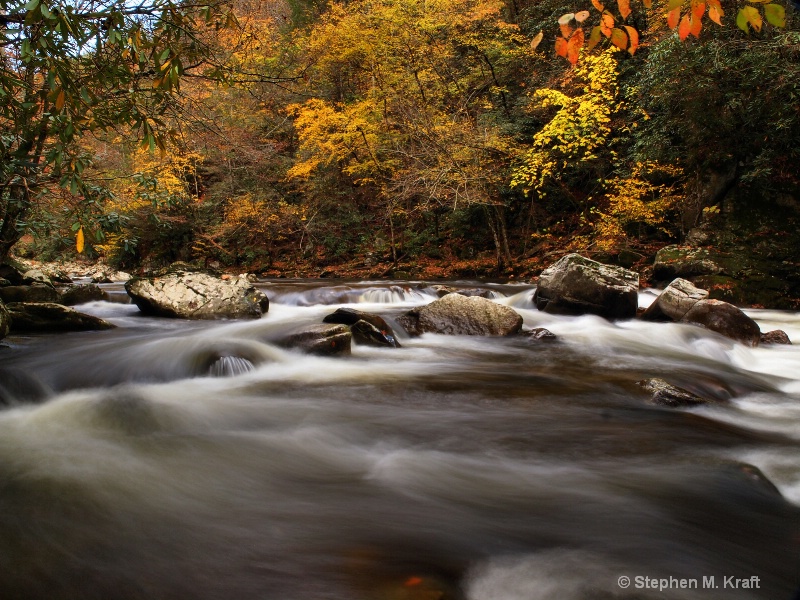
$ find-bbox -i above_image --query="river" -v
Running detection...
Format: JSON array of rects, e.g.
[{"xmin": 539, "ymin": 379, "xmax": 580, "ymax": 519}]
[{"xmin": 0, "ymin": 279, "xmax": 798, "ymax": 600}]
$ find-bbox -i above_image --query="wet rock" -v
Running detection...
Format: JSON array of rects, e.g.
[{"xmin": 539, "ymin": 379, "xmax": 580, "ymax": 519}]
[
  {"xmin": 680, "ymin": 299, "xmax": 761, "ymax": 347},
  {"xmin": 59, "ymin": 283, "xmax": 110, "ymax": 306},
  {"xmin": 397, "ymin": 293, "xmax": 523, "ymax": 336},
  {"xmin": 637, "ymin": 378, "xmax": 714, "ymax": 407},
  {"xmin": 279, "ymin": 324, "xmax": 351, "ymax": 356},
  {"xmin": 125, "ymin": 270, "xmax": 268, "ymax": 319},
  {"xmin": 323, "ymin": 308, "xmax": 400, "ymax": 347},
  {"xmin": 760, "ymin": 330, "xmax": 792, "ymax": 345},
  {"xmin": 523, "ymin": 327, "xmax": 557, "ymax": 342},
  {"xmin": 6, "ymin": 302, "xmax": 116, "ymax": 333},
  {"xmin": 351, "ymin": 320, "xmax": 400, "ymax": 347},
  {"xmin": 0, "ymin": 283, "xmax": 59, "ymax": 304},
  {"xmin": 0, "ymin": 300, "xmax": 9, "ymax": 340},
  {"xmin": 652, "ymin": 245, "xmax": 723, "ymax": 282},
  {"xmin": 533, "ymin": 253, "xmax": 639, "ymax": 320},
  {"xmin": 640, "ymin": 278, "xmax": 709, "ymax": 322}
]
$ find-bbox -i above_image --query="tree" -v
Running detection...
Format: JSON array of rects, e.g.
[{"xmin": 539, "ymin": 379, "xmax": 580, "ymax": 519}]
[{"xmin": 0, "ymin": 0, "xmax": 239, "ymax": 263}]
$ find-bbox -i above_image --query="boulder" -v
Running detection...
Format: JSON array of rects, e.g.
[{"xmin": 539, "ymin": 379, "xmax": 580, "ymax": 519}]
[
  {"xmin": 680, "ymin": 299, "xmax": 761, "ymax": 347},
  {"xmin": 278, "ymin": 324, "xmax": 351, "ymax": 356},
  {"xmin": 397, "ymin": 293, "xmax": 523, "ymax": 336},
  {"xmin": 6, "ymin": 302, "xmax": 116, "ymax": 333},
  {"xmin": 22, "ymin": 269, "xmax": 52, "ymax": 285},
  {"xmin": 59, "ymin": 283, "xmax": 110, "ymax": 306},
  {"xmin": 125, "ymin": 270, "xmax": 268, "ymax": 319},
  {"xmin": 533, "ymin": 254, "xmax": 639, "ymax": 320},
  {"xmin": 637, "ymin": 378, "xmax": 713, "ymax": 408},
  {"xmin": 640, "ymin": 278, "xmax": 709, "ymax": 322},
  {"xmin": 322, "ymin": 308, "xmax": 400, "ymax": 347},
  {"xmin": 760, "ymin": 330, "xmax": 792, "ymax": 345},
  {"xmin": 0, "ymin": 300, "xmax": 9, "ymax": 340},
  {"xmin": 0, "ymin": 283, "xmax": 59, "ymax": 304},
  {"xmin": 652, "ymin": 245, "xmax": 723, "ymax": 282},
  {"xmin": 430, "ymin": 285, "xmax": 494, "ymax": 298}
]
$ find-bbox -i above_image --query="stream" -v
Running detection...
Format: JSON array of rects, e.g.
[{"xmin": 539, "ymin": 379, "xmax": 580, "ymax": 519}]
[{"xmin": 0, "ymin": 279, "xmax": 798, "ymax": 600}]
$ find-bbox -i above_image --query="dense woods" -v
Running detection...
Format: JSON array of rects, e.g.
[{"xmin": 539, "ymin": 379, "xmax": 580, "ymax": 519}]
[{"xmin": 2, "ymin": 0, "xmax": 799, "ymax": 290}]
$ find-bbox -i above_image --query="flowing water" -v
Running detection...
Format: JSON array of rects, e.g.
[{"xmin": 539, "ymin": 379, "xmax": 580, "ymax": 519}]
[{"xmin": 0, "ymin": 280, "xmax": 798, "ymax": 600}]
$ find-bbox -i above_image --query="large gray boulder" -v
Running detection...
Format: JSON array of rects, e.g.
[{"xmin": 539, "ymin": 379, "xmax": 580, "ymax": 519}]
[
  {"xmin": 533, "ymin": 254, "xmax": 639, "ymax": 320},
  {"xmin": 652, "ymin": 245, "xmax": 723, "ymax": 282},
  {"xmin": 0, "ymin": 300, "xmax": 9, "ymax": 340},
  {"xmin": 397, "ymin": 293, "xmax": 523, "ymax": 336},
  {"xmin": 125, "ymin": 270, "xmax": 268, "ymax": 319},
  {"xmin": 6, "ymin": 302, "xmax": 116, "ymax": 333},
  {"xmin": 680, "ymin": 299, "xmax": 761, "ymax": 347},
  {"xmin": 640, "ymin": 278, "xmax": 709, "ymax": 322}
]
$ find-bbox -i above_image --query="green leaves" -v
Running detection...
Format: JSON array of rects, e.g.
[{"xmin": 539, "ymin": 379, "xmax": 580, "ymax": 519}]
[{"xmin": 763, "ymin": 3, "xmax": 785, "ymax": 27}]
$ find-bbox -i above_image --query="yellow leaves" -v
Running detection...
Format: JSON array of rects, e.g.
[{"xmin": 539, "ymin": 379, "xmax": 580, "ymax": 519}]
[
  {"xmin": 76, "ymin": 226, "xmax": 85, "ymax": 254},
  {"xmin": 512, "ymin": 51, "xmax": 619, "ymax": 195}
]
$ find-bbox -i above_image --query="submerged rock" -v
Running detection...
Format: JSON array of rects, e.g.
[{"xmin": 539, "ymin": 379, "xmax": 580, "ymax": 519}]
[
  {"xmin": 640, "ymin": 278, "xmax": 709, "ymax": 322},
  {"xmin": 6, "ymin": 302, "xmax": 116, "ymax": 333},
  {"xmin": 533, "ymin": 253, "xmax": 639, "ymax": 320},
  {"xmin": 680, "ymin": 299, "xmax": 761, "ymax": 347},
  {"xmin": 0, "ymin": 367, "xmax": 51, "ymax": 406},
  {"xmin": 207, "ymin": 355, "xmax": 256, "ymax": 377},
  {"xmin": 397, "ymin": 293, "xmax": 522, "ymax": 336},
  {"xmin": 125, "ymin": 269, "xmax": 268, "ymax": 319},
  {"xmin": 279, "ymin": 324, "xmax": 352, "ymax": 356},
  {"xmin": 323, "ymin": 308, "xmax": 400, "ymax": 347},
  {"xmin": 522, "ymin": 327, "xmax": 558, "ymax": 342},
  {"xmin": 760, "ymin": 330, "xmax": 792, "ymax": 345},
  {"xmin": 59, "ymin": 283, "xmax": 110, "ymax": 306},
  {"xmin": 637, "ymin": 378, "xmax": 713, "ymax": 407}
]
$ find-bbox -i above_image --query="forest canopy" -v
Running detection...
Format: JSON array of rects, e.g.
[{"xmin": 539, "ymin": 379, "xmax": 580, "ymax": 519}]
[{"xmin": 2, "ymin": 0, "xmax": 799, "ymax": 279}]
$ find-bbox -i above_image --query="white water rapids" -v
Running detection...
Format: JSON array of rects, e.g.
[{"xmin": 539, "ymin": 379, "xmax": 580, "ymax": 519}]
[{"xmin": 0, "ymin": 280, "xmax": 798, "ymax": 600}]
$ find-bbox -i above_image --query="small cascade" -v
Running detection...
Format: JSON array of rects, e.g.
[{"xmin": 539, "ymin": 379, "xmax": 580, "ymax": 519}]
[{"xmin": 207, "ymin": 356, "xmax": 256, "ymax": 377}]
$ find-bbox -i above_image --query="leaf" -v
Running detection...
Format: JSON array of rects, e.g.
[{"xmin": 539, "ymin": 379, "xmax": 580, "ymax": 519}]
[
  {"xmin": 24, "ymin": 0, "xmax": 39, "ymax": 10},
  {"xmin": 601, "ymin": 11, "xmax": 615, "ymax": 35},
  {"xmin": 744, "ymin": 5, "xmax": 763, "ymax": 30},
  {"xmin": 624, "ymin": 25, "xmax": 639, "ymax": 54},
  {"xmin": 691, "ymin": 1, "xmax": 705, "ymax": 20},
  {"xmin": 558, "ymin": 13, "xmax": 574, "ymax": 38},
  {"xmin": 689, "ymin": 13, "xmax": 703, "ymax": 36},
  {"xmin": 678, "ymin": 13, "xmax": 691, "ymax": 39},
  {"xmin": 55, "ymin": 88, "xmax": 65, "ymax": 110},
  {"xmin": 736, "ymin": 6, "xmax": 749, "ymax": 30},
  {"xmin": 667, "ymin": 0, "xmax": 683, "ymax": 10},
  {"xmin": 610, "ymin": 27, "xmax": 628, "ymax": 49},
  {"xmin": 530, "ymin": 30, "xmax": 544, "ymax": 50},
  {"xmin": 555, "ymin": 36, "xmax": 569, "ymax": 58},
  {"xmin": 642, "ymin": 0, "xmax": 652, "ymax": 8},
  {"xmin": 591, "ymin": 0, "xmax": 605, "ymax": 11},
  {"xmin": 567, "ymin": 27, "xmax": 584, "ymax": 64},
  {"xmin": 708, "ymin": 3, "xmax": 723, "ymax": 25},
  {"xmin": 575, "ymin": 10, "xmax": 591, "ymax": 22},
  {"xmin": 76, "ymin": 226, "xmax": 85, "ymax": 254},
  {"xmin": 764, "ymin": 3, "xmax": 785, "ymax": 26},
  {"xmin": 617, "ymin": 0, "xmax": 632, "ymax": 19},
  {"xmin": 667, "ymin": 7, "xmax": 681, "ymax": 29},
  {"xmin": 588, "ymin": 25, "xmax": 603, "ymax": 49}
]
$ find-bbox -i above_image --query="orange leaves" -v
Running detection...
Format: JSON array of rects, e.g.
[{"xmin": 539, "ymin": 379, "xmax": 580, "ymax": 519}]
[
  {"xmin": 667, "ymin": 6, "xmax": 681, "ymax": 28},
  {"xmin": 668, "ymin": 0, "xmax": 717, "ymax": 40},
  {"xmin": 616, "ymin": 0, "xmax": 631, "ymax": 20},
  {"xmin": 76, "ymin": 226, "xmax": 85, "ymax": 254},
  {"xmin": 707, "ymin": 0, "xmax": 724, "ymax": 25},
  {"xmin": 556, "ymin": 12, "xmax": 584, "ymax": 65},
  {"xmin": 610, "ymin": 27, "xmax": 628, "ymax": 49}
]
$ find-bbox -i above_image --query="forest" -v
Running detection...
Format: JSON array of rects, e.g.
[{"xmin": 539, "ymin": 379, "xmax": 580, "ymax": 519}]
[{"xmin": 1, "ymin": 0, "xmax": 799, "ymax": 295}]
